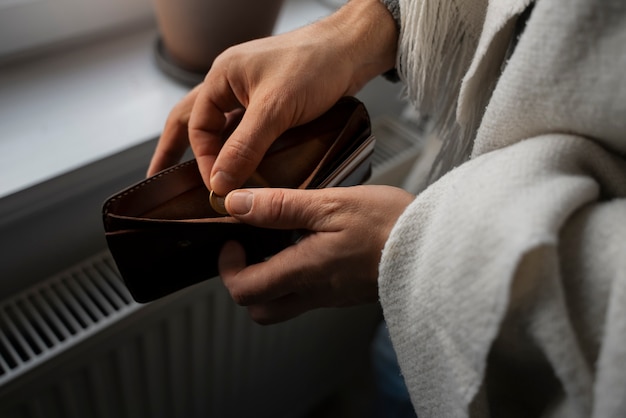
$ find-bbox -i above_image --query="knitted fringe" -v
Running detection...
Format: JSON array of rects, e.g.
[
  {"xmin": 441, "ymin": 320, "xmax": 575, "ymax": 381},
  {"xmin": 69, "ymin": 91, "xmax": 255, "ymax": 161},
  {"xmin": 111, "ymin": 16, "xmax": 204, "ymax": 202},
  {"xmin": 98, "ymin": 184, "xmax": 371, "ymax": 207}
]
[{"xmin": 397, "ymin": 0, "xmax": 486, "ymax": 181}]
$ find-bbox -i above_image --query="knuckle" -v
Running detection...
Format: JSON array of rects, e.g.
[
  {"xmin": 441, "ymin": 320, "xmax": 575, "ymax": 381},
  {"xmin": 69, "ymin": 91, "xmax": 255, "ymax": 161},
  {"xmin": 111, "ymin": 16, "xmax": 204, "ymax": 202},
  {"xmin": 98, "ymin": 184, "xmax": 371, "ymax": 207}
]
[
  {"xmin": 222, "ymin": 139, "xmax": 263, "ymax": 169},
  {"xmin": 227, "ymin": 285, "xmax": 254, "ymax": 307},
  {"xmin": 211, "ymin": 46, "xmax": 237, "ymax": 70},
  {"xmin": 309, "ymin": 198, "xmax": 343, "ymax": 230},
  {"xmin": 265, "ymin": 189, "xmax": 288, "ymax": 223}
]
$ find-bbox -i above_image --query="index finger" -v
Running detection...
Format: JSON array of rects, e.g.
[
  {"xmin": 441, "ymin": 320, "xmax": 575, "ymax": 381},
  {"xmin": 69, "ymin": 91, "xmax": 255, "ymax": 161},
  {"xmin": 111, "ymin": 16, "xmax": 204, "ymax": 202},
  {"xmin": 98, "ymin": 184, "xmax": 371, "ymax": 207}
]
[
  {"xmin": 190, "ymin": 81, "xmax": 297, "ymax": 195},
  {"xmin": 187, "ymin": 75, "xmax": 246, "ymax": 190},
  {"xmin": 147, "ymin": 84, "xmax": 202, "ymax": 176}
]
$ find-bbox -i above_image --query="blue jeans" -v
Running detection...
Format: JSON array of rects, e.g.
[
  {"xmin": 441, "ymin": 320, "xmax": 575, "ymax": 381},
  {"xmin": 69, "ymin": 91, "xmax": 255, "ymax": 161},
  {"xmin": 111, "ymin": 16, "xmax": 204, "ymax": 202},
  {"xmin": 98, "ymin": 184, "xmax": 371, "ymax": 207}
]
[{"xmin": 371, "ymin": 322, "xmax": 418, "ymax": 418}]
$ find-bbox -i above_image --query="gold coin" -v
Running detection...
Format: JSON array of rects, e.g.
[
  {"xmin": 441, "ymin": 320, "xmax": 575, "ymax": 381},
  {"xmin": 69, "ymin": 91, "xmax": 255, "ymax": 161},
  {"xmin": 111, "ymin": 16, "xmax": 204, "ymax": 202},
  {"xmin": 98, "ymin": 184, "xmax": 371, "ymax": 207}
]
[{"xmin": 209, "ymin": 190, "xmax": 228, "ymax": 215}]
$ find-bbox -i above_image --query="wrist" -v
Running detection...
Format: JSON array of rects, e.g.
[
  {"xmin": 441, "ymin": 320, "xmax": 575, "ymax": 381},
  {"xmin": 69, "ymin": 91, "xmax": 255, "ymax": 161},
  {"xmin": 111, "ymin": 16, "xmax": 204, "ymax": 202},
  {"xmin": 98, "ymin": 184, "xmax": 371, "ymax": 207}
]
[{"xmin": 322, "ymin": 0, "xmax": 399, "ymax": 91}]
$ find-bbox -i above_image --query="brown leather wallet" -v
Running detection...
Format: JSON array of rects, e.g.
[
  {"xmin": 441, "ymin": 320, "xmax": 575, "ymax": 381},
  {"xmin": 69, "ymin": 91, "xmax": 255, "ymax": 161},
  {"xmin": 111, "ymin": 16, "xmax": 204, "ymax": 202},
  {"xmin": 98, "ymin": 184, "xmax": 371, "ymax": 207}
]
[{"xmin": 102, "ymin": 97, "xmax": 375, "ymax": 302}]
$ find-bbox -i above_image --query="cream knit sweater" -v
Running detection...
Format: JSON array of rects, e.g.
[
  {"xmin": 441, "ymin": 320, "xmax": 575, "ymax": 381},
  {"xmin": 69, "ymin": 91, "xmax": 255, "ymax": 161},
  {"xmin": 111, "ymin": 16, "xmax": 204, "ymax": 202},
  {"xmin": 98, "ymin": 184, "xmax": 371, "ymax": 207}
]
[{"xmin": 378, "ymin": 0, "xmax": 626, "ymax": 417}]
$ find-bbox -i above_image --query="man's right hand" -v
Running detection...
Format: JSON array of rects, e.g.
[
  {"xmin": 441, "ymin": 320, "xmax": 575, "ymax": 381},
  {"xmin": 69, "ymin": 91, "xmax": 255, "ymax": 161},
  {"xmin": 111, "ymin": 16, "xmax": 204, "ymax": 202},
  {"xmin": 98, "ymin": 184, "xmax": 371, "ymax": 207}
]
[{"xmin": 147, "ymin": 0, "xmax": 398, "ymax": 196}]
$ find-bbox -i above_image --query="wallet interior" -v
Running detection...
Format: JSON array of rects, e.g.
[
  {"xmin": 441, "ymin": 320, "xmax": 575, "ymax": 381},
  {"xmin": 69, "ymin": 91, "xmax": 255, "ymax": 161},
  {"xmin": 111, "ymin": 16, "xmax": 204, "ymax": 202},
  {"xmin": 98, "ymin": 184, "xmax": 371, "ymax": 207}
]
[{"xmin": 105, "ymin": 98, "xmax": 369, "ymax": 223}]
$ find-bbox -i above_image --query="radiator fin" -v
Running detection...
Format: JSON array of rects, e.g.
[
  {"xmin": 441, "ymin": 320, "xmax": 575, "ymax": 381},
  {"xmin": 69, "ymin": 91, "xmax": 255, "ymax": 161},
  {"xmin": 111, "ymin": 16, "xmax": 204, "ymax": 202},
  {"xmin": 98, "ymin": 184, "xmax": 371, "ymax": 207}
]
[
  {"xmin": 371, "ymin": 116, "xmax": 422, "ymax": 168},
  {"xmin": 0, "ymin": 252, "xmax": 138, "ymax": 386}
]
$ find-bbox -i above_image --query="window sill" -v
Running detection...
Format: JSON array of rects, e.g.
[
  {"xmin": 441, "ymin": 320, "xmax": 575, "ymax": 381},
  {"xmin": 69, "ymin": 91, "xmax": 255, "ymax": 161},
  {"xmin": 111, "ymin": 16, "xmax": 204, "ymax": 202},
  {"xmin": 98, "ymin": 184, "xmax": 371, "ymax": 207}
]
[{"xmin": 0, "ymin": 0, "xmax": 333, "ymax": 199}]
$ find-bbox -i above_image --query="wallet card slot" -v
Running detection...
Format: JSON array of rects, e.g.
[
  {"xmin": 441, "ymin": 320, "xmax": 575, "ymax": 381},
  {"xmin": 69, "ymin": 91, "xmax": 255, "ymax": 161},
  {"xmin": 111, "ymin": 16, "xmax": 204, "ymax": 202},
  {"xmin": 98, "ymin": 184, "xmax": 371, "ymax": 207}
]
[
  {"xmin": 104, "ymin": 159, "xmax": 204, "ymax": 218},
  {"xmin": 140, "ymin": 186, "xmax": 225, "ymax": 220},
  {"xmin": 256, "ymin": 130, "xmax": 337, "ymax": 189},
  {"xmin": 318, "ymin": 135, "xmax": 375, "ymax": 188},
  {"xmin": 308, "ymin": 106, "xmax": 371, "ymax": 188}
]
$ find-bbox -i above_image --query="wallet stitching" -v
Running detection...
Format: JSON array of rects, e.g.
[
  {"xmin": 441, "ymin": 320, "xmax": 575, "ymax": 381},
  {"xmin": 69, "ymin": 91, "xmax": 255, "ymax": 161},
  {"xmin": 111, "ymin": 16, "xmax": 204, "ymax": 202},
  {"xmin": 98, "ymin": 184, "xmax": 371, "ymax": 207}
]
[{"xmin": 103, "ymin": 160, "xmax": 198, "ymax": 215}]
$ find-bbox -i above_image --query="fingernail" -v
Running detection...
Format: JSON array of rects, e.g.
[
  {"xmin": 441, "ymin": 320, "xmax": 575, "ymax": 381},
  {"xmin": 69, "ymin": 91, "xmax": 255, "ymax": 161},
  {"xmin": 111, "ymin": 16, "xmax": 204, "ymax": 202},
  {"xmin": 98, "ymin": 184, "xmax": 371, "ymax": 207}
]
[
  {"xmin": 228, "ymin": 191, "xmax": 253, "ymax": 215},
  {"xmin": 211, "ymin": 170, "xmax": 236, "ymax": 194}
]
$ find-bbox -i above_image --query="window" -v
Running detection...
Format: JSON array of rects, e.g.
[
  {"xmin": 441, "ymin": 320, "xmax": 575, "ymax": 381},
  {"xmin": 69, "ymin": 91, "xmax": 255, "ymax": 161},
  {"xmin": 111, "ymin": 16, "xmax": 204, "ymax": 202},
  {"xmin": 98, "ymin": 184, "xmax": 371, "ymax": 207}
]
[{"xmin": 0, "ymin": 0, "xmax": 154, "ymax": 58}]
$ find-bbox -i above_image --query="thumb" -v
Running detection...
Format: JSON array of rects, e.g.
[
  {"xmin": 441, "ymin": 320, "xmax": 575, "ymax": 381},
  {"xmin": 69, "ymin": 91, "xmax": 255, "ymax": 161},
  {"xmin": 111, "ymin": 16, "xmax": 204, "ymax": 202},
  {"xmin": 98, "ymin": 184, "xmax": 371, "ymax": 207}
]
[{"xmin": 225, "ymin": 188, "xmax": 331, "ymax": 231}]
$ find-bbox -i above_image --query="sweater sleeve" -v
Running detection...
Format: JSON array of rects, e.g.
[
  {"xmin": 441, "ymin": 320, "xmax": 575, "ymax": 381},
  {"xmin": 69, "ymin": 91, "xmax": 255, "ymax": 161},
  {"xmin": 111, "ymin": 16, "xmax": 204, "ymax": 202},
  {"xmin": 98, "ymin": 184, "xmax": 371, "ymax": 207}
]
[
  {"xmin": 378, "ymin": 0, "xmax": 400, "ymax": 82},
  {"xmin": 378, "ymin": 133, "xmax": 626, "ymax": 417},
  {"xmin": 379, "ymin": 0, "xmax": 626, "ymax": 415},
  {"xmin": 379, "ymin": 0, "xmax": 400, "ymax": 29}
]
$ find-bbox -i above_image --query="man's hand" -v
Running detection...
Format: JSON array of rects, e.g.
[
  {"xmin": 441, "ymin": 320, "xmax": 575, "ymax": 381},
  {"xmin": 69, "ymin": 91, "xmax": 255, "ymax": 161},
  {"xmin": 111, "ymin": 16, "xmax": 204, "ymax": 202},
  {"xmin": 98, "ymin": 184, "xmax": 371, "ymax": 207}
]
[
  {"xmin": 217, "ymin": 185, "xmax": 414, "ymax": 324},
  {"xmin": 148, "ymin": 0, "xmax": 398, "ymax": 195}
]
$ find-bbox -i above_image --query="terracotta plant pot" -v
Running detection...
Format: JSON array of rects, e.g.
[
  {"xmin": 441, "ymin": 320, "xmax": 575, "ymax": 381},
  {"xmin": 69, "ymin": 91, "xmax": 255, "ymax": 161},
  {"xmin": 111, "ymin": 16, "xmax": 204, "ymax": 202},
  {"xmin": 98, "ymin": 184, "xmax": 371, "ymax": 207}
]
[{"xmin": 153, "ymin": 0, "xmax": 284, "ymax": 84}]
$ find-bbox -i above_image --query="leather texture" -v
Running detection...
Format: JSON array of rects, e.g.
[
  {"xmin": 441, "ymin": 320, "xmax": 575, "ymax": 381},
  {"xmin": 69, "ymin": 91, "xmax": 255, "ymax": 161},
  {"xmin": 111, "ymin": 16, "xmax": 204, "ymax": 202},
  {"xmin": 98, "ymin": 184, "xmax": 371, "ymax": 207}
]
[{"xmin": 103, "ymin": 97, "xmax": 375, "ymax": 302}]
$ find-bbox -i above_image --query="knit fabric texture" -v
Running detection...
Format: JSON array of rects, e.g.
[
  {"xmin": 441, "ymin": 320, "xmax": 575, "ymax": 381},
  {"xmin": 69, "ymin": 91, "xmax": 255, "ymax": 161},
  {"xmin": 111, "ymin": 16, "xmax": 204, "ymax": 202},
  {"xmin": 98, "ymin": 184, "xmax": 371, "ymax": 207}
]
[
  {"xmin": 379, "ymin": 0, "xmax": 400, "ymax": 29},
  {"xmin": 379, "ymin": 0, "xmax": 401, "ymax": 82},
  {"xmin": 379, "ymin": 0, "xmax": 626, "ymax": 417}
]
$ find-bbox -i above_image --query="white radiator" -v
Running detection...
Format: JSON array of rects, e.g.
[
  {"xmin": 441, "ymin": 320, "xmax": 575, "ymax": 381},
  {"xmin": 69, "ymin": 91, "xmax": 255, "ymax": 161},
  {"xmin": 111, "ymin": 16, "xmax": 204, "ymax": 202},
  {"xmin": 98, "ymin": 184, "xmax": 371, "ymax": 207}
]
[{"xmin": 0, "ymin": 251, "xmax": 382, "ymax": 418}]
